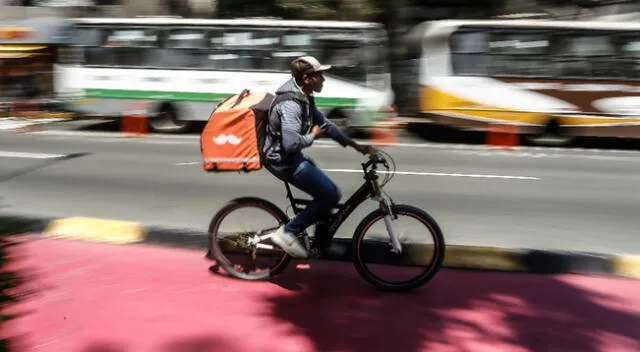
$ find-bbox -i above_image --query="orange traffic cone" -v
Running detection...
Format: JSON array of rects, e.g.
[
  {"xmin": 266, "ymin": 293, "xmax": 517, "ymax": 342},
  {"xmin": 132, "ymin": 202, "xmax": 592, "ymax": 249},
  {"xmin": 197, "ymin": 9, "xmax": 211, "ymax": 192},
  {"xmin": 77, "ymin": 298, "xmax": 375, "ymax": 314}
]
[
  {"xmin": 121, "ymin": 103, "xmax": 149, "ymax": 137},
  {"xmin": 370, "ymin": 106, "xmax": 400, "ymax": 146},
  {"xmin": 486, "ymin": 124, "xmax": 519, "ymax": 149},
  {"xmin": 13, "ymin": 123, "xmax": 42, "ymax": 133},
  {"xmin": 371, "ymin": 126, "xmax": 397, "ymax": 146}
]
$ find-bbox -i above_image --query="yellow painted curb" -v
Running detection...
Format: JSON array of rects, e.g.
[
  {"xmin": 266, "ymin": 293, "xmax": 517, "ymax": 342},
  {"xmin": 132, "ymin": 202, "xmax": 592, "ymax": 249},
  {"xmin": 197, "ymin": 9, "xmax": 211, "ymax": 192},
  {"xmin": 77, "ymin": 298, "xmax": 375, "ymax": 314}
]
[
  {"xmin": 371, "ymin": 124, "xmax": 406, "ymax": 130},
  {"xmin": 12, "ymin": 112, "xmax": 76, "ymax": 119},
  {"xmin": 613, "ymin": 255, "xmax": 640, "ymax": 279},
  {"xmin": 44, "ymin": 217, "xmax": 146, "ymax": 244},
  {"xmin": 443, "ymin": 246, "xmax": 526, "ymax": 272}
]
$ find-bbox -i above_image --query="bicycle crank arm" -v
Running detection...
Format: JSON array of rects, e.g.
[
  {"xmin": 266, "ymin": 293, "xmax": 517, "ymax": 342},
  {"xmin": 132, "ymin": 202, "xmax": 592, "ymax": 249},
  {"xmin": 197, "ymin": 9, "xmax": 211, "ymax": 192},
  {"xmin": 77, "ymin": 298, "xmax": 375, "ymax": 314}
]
[
  {"xmin": 258, "ymin": 232, "xmax": 275, "ymax": 241},
  {"xmin": 247, "ymin": 232, "xmax": 275, "ymax": 246}
]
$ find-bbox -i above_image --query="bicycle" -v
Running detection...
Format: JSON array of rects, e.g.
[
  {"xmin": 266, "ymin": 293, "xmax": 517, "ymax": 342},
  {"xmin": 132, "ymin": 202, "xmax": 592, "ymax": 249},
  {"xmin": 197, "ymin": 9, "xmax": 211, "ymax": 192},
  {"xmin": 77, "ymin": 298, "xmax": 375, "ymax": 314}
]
[{"xmin": 206, "ymin": 149, "xmax": 446, "ymax": 292}]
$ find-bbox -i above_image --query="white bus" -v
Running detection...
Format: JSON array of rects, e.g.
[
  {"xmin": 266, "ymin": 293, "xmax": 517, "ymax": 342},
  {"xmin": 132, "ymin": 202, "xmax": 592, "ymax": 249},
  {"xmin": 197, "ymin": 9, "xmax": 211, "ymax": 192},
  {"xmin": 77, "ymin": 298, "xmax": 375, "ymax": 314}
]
[
  {"xmin": 401, "ymin": 19, "xmax": 640, "ymax": 144},
  {"xmin": 55, "ymin": 17, "xmax": 394, "ymax": 134}
]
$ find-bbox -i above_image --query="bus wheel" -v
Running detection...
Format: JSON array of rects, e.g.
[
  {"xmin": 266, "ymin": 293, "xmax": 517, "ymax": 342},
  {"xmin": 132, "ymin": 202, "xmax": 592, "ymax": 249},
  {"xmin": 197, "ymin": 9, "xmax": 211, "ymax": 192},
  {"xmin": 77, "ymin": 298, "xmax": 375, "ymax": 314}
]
[
  {"xmin": 526, "ymin": 118, "xmax": 575, "ymax": 147},
  {"xmin": 149, "ymin": 102, "xmax": 192, "ymax": 134}
]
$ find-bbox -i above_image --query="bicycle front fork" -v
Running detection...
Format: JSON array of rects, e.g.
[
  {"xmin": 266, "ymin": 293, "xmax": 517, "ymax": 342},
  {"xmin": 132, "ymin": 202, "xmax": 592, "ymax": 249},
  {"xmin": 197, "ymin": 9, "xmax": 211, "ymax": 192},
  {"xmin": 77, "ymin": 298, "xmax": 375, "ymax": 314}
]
[{"xmin": 373, "ymin": 191, "xmax": 403, "ymax": 254}]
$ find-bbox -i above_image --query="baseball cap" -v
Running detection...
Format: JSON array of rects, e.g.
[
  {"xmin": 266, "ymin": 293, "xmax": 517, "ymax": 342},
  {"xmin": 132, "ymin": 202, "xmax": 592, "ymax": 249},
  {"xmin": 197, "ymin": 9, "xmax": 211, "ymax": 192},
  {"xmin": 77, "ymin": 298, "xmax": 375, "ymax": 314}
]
[{"xmin": 296, "ymin": 56, "xmax": 331, "ymax": 73}]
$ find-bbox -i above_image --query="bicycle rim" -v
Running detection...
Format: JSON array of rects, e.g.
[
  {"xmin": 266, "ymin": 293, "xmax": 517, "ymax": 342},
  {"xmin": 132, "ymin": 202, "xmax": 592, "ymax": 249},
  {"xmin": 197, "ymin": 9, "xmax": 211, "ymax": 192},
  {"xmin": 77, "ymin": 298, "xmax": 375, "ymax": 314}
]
[
  {"xmin": 352, "ymin": 204, "xmax": 445, "ymax": 292},
  {"xmin": 209, "ymin": 199, "xmax": 291, "ymax": 281}
]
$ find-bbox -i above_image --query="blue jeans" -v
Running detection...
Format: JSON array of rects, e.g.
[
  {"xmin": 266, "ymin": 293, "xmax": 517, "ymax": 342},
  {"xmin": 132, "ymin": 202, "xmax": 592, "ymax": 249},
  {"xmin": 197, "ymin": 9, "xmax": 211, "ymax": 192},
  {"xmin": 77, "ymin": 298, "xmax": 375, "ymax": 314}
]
[{"xmin": 266, "ymin": 154, "xmax": 341, "ymax": 237}]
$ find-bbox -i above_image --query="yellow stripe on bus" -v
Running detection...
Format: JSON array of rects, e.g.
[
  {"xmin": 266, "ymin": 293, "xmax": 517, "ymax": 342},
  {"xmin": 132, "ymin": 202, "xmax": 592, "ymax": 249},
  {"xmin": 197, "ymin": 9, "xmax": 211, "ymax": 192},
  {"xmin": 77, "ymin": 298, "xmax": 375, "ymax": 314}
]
[
  {"xmin": 420, "ymin": 85, "xmax": 548, "ymax": 124},
  {"xmin": 420, "ymin": 85, "xmax": 640, "ymax": 127}
]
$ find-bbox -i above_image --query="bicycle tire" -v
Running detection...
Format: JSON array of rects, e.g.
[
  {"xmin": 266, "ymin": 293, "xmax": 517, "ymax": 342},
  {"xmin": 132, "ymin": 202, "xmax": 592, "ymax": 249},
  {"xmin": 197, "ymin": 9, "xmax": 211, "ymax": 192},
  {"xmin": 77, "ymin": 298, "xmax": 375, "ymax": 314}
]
[
  {"xmin": 352, "ymin": 204, "xmax": 446, "ymax": 292},
  {"xmin": 208, "ymin": 197, "xmax": 292, "ymax": 281}
]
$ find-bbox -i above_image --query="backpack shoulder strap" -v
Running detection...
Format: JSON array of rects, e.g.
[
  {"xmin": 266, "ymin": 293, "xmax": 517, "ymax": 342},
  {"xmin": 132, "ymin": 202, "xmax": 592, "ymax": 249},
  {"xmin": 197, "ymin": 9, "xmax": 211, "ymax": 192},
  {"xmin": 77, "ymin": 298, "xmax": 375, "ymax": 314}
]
[
  {"xmin": 267, "ymin": 92, "xmax": 308, "ymax": 135},
  {"xmin": 269, "ymin": 92, "xmax": 306, "ymax": 114}
]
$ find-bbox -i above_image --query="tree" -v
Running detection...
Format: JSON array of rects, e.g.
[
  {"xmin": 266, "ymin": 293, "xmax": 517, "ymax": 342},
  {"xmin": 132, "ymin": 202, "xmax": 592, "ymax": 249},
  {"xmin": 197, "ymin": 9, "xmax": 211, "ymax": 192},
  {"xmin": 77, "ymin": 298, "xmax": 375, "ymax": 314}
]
[{"xmin": 214, "ymin": 0, "xmax": 398, "ymax": 21}]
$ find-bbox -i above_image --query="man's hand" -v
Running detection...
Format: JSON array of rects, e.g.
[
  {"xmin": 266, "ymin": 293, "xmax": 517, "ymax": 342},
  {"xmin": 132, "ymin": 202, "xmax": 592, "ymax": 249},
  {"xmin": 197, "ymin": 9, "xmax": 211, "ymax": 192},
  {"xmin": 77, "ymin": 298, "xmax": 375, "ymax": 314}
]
[
  {"xmin": 311, "ymin": 125, "xmax": 325, "ymax": 138},
  {"xmin": 355, "ymin": 144, "xmax": 377, "ymax": 155}
]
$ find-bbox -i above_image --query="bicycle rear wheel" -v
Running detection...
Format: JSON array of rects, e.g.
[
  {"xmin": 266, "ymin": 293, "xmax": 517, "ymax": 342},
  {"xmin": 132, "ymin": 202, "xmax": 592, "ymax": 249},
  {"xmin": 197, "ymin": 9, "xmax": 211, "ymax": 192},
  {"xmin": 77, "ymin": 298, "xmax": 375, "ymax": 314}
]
[
  {"xmin": 208, "ymin": 197, "xmax": 291, "ymax": 281},
  {"xmin": 352, "ymin": 204, "xmax": 445, "ymax": 292}
]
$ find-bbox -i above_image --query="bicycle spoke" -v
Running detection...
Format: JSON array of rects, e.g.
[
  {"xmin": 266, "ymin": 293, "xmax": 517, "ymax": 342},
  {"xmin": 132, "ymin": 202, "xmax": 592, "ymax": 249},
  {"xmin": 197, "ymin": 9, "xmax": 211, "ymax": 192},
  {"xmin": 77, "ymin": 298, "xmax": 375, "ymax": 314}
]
[
  {"xmin": 352, "ymin": 204, "xmax": 445, "ymax": 292},
  {"xmin": 209, "ymin": 199, "xmax": 291, "ymax": 281}
]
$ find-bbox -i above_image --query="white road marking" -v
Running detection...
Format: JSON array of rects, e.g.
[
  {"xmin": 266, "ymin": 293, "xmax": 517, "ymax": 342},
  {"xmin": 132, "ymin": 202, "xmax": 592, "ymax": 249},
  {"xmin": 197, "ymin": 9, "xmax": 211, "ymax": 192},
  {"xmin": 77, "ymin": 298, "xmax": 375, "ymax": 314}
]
[
  {"xmin": 0, "ymin": 150, "xmax": 67, "ymax": 159},
  {"xmin": 453, "ymin": 150, "xmax": 552, "ymax": 158},
  {"xmin": 0, "ymin": 117, "xmax": 70, "ymax": 131},
  {"xmin": 12, "ymin": 129, "xmax": 640, "ymax": 160},
  {"xmin": 30, "ymin": 130, "xmax": 142, "ymax": 138},
  {"xmin": 0, "ymin": 120, "xmax": 41, "ymax": 130},
  {"xmin": 322, "ymin": 168, "xmax": 540, "ymax": 180},
  {"xmin": 143, "ymin": 140, "xmax": 192, "ymax": 145},
  {"xmin": 32, "ymin": 130, "xmax": 201, "ymax": 140},
  {"xmin": 173, "ymin": 161, "xmax": 539, "ymax": 180},
  {"xmin": 452, "ymin": 149, "xmax": 640, "ymax": 161},
  {"xmin": 28, "ymin": 134, "xmax": 640, "ymax": 161}
]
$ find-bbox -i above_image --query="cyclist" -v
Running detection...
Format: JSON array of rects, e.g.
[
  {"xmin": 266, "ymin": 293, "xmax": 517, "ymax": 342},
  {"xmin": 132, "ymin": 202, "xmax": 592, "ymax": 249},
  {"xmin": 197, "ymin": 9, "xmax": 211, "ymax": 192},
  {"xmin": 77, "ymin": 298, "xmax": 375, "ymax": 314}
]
[{"xmin": 262, "ymin": 55, "xmax": 375, "ymax": 259}]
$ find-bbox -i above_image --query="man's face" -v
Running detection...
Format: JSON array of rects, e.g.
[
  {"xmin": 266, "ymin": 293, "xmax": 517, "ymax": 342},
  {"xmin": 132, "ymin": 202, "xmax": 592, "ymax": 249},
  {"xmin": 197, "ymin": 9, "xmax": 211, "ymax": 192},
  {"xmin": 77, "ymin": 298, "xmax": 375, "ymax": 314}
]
[{"xmin": 304, "ymin": 70, "xmax": 325, "ymax": 93}]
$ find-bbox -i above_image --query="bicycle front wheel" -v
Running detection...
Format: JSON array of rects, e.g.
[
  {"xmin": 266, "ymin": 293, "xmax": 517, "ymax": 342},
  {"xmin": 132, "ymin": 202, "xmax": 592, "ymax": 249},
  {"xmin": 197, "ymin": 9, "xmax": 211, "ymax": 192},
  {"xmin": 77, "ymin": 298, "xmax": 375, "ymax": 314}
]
[
  {"xmin": 208, "ymin": 197, "xmax": 291, "ymax": 281},
  {"xmin": 352, "ymin": 204, "xmax": 445, "ymax": 292}
]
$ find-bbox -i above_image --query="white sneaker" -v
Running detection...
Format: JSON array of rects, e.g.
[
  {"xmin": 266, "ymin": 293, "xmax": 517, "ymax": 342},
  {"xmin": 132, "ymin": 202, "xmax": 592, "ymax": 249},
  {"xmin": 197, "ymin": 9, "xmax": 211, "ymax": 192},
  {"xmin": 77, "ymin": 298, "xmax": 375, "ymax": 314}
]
[{"xmin": 270, "ymin": 226, "xmax": 308, "ymax": 259}]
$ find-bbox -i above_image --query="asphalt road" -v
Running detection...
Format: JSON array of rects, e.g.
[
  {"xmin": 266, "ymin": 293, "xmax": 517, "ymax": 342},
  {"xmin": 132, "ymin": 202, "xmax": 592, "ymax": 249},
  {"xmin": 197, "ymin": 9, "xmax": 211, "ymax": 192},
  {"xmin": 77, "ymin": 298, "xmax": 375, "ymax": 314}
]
[{"xmin": 1, "ymin": 129, "xmax": 639, "ymax": 255}]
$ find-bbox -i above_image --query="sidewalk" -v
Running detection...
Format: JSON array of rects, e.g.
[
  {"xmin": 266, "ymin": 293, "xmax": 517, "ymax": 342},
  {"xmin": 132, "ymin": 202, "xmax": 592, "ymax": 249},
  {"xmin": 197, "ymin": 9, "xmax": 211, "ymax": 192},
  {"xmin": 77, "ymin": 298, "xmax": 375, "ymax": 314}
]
[{"xmin": 3, "ymin": 234, "xmax": 640, "ymax": 352}]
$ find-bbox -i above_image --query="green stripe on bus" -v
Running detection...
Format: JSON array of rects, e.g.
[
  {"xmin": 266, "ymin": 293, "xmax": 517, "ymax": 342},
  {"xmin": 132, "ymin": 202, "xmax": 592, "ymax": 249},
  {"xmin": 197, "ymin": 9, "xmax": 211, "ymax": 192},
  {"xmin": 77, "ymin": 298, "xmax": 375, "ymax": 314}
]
[
  {"xmin": 85, "ymin": 89, "xmax": 230, "ymax": 102},
  {"xmin": 84, "ymin": 89, "xmax": 358, "ymax": 108}
]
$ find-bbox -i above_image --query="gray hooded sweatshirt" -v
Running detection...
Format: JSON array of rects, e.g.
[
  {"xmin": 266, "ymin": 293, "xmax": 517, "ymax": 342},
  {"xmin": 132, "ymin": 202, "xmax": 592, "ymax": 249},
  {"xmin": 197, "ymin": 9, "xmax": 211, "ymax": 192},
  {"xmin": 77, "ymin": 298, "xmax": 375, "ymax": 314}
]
[{"xmin": 262, "ymin": 77, "xmax": 352, "ymax": 168}]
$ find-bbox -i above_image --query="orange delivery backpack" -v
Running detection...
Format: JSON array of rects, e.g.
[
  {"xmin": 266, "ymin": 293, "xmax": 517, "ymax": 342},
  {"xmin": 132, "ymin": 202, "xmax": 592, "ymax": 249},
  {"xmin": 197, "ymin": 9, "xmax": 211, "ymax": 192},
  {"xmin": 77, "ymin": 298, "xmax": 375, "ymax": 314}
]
[{"xmin": 200, "ymin": 89, "xmax": 275, "ymax": 172}]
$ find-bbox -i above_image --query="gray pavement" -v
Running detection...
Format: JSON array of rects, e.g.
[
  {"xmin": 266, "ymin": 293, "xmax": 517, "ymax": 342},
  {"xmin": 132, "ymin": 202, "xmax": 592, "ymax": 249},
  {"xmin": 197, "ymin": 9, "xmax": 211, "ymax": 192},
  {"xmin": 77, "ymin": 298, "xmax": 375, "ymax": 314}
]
[{"xmin": 1, "ymin": 129, "xmax": 639, "ymax": 254}]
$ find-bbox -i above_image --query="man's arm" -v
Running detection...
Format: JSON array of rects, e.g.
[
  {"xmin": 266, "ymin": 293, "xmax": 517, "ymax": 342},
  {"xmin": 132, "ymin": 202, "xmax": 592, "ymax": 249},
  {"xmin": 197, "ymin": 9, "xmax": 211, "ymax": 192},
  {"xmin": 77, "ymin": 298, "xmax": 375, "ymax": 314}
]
[
  {"xmin": 277, "ymin": 100, "xmax": 317, "ymax": 154},
  {"xmin": 310, "ymin": 104, "xmax": 351, "ymax": 147},
  {"xmin": 311, "ymin": 102, "xmax": 373, "ymax": 154}
]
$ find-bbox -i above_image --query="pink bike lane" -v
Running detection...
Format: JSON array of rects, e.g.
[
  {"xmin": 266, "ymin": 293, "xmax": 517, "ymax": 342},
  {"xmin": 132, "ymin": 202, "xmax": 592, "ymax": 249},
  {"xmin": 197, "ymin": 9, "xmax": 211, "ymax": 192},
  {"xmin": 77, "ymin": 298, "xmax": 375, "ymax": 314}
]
[{"xmin": 3, "ymin": 234, "xmax": 639, "ymax": 352}]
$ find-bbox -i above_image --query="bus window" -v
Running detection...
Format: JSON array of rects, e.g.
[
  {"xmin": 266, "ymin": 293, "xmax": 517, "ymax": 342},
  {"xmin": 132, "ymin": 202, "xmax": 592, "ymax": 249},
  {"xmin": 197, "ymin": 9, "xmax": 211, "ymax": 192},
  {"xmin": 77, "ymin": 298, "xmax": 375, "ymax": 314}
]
[
  {"xmin": 69, "ymin": 26, "xmax": 107, "ymax": 66},
  {"xmin": 488, "ymin": 32, "xmax": 551, "ymax": 78},
  {"xmin": 313, "ymin": 31, "xmax": 375, "ymax": 84},
  {"xmin": 166, "ymin": 29, "xmax": 208, "ymax": 49},
  {"xmin": 160, "ymin": 28, "xmax": 209, "ymax": 68},
  {"xmin": 271, "ymin": 30, "xmax": 320, "ymax": 70},
  {"xmin": 74, "ymin": 26, "xmax": 102, "ymax": 46},
  {"xmin": 620, "ymin": 36, "xmax": 640, "ymax": 80},
  {"xmin": 85, "ymin": 47, "xmax": 114, "ymax": 66},
  {"xmin": 208, "ymin": 28, "xmax": 280, "ymax": 70},
  {"xmin": 362, "ymin": 39, "xmax": 388, "ymax": 73},
  {"xmin": 450, "ymin": 30, "xmax": 488, "ymax": 76},
  {"xmin": 554, "ymin": 34, "xmax": 619, "ymax": 79},
  {"xmin": 104, "ymin": 27, "xmax": 159, "ymax": 67},
  {"xmin": 321, "ymin": 43, "xmax": 363, "ymax": 82}
]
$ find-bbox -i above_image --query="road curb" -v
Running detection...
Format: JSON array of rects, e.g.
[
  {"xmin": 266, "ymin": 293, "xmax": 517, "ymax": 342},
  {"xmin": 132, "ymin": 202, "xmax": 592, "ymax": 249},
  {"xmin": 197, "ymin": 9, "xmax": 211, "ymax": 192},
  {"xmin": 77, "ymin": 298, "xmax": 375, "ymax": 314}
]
[{"xmin": 2, "ymin": 214, "xmax": 638, "ymax": 280}]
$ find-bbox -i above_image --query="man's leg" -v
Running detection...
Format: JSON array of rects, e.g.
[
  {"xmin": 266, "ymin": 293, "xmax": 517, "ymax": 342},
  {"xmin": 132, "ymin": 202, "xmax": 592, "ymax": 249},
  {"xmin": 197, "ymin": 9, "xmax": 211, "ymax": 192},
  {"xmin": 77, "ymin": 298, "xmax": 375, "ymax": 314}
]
[
  {"xmin": 263, "ymin": 160, "xmax": 309, "ymax": 258},
  {"xmin": 283, "ymin": 157, "xmax": 341, "ymax": 235},
  {"xmin": 267, "ymin": 156, "xmax": 341, "ymax": 258}
]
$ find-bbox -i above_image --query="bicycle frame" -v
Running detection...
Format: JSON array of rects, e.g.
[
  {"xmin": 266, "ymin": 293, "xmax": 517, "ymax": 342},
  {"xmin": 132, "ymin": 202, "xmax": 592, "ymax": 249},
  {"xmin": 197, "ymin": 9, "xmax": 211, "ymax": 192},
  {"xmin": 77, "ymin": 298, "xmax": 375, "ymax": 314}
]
[
  {"xmin": 250, "ymin": 155, "xmax": 403, "ymax": 254},
  {"xmin": 285, "ymin": 159, "xmax": 401, "ymax": 252}
]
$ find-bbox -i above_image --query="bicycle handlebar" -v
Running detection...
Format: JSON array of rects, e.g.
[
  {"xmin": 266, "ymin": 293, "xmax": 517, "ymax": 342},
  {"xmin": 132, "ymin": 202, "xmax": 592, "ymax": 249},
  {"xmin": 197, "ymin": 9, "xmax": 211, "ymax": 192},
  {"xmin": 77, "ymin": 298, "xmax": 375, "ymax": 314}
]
[
  {"xmin": 360, "ymin": 148, "xmax": 396, "ymax": 186},
  {"xmin": 362, "ymin": 150, "xmax": 389, "ymax": 170}
]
